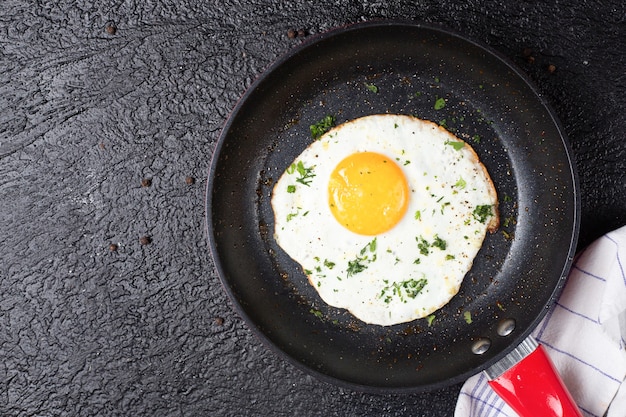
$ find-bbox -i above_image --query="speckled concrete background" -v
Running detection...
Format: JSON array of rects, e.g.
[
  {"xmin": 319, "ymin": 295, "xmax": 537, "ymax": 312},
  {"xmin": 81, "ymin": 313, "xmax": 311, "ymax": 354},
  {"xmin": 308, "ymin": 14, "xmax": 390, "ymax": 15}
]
[{"xmin": 1, "ymin": 1, "xmax": 624, "ymax": 416}]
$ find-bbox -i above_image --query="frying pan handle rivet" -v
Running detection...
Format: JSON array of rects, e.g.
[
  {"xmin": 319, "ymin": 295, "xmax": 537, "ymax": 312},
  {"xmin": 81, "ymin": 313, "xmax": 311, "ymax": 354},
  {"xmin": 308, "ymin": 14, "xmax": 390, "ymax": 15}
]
[
  {"xmin": 496, "ymin": 318, "xmax": 516, "ymax": 337},
  {"xmin": 471, "ymin": 338, "xmax": 491, "ymax": 355}
]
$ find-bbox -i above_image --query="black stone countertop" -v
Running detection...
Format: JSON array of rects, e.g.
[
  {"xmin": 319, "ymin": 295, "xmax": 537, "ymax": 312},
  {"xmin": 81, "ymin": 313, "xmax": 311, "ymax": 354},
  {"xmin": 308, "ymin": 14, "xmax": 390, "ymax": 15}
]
[{"xmin": 1, "ymin": 1, "xmax": 625, "ymax": 416}]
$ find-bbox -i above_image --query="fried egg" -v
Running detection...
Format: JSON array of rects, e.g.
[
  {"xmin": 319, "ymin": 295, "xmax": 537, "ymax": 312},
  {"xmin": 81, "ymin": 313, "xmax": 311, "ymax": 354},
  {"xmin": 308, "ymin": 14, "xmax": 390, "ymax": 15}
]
[{"xmin": 271, "ymin": 114, "xmax": 499, "ymax": 326}]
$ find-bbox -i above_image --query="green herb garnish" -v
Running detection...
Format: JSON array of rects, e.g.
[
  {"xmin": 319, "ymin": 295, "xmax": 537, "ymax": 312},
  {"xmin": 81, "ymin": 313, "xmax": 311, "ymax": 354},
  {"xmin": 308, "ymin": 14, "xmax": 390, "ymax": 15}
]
[
  {"xmin": 287, "ymin": 185, "xmax": 296, "ymax": 193},
  {"xmin": 360, "ymin": 237, "xmax": 377, "ymax": 255},
  {"xmin": 472, "ymin": 204, "xmax": 493, "ymax": 223},
  {"xmin": 365, "ymin": 83, "xmax": 378, "ymax": 93},
  {"xmin": 454, "ymin": 177, "xmax": 467, "ymax": 189},
  {"xmin": 432, "ymin": 235, "xmax": 447, "ymax": 250},
  {"xmin": 291, "ymin": 161, "xmax": 315, "ymax": 186},
  {"xmin": 434, "ymin": 97, "xmax": 446, "ymax": 110},
  {"xmin": 310, "ymin": 309, "xmax": 324, "ymax": 320},
  {"xmin": 346, "ymin": 238, "xmax": 377, "ymax": 277},
  {"xmin": 444, "ymin": 139, "xmax": 465, "ymax": 151},
  {"xmin": 310, "ymin": 115, "xmax": 336, "ymax": 139},
  {"xmin": 379, "ymin": 278, "xmax": 428, "ymax": 303},
  {"xmin": 347, "ymin": 257, "xmax": 367, "ymax": 277},
  {"xmin": 417, "ymin": 236, "xmax": 430, "ymax": 255},
  {"xmin": 402, "ymin": 278, "xmax": 428, "ymax": 298},
  {"xmin": 464, "ymin": 311, "xmax": 472, "ymax": 324},
  {"xmin": 427, "ymin": 314, "xmax": 436, "ymax": 326}
]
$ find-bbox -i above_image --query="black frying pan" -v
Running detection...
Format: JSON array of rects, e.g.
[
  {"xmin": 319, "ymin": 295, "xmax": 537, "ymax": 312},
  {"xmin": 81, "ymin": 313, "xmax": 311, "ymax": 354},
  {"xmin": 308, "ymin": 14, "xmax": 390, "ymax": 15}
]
[{"xmin": 206, "ymin": 21, "xmax": 579, "ymax": 393}]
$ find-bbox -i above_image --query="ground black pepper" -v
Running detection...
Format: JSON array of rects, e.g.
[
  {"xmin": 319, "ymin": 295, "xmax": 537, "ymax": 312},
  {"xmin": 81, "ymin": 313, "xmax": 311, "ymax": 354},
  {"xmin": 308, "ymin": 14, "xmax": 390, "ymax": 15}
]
[{"xmin": 288, "ymin": 28, "xmax": 307, "ymax": 38}]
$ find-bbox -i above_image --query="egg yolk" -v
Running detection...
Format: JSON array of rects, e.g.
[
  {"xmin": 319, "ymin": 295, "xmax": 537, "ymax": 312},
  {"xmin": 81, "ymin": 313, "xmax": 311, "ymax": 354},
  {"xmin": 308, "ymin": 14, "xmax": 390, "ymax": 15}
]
[{"xmin": 328, "ymin": 151, "xmax": 409, "ymax": 235}]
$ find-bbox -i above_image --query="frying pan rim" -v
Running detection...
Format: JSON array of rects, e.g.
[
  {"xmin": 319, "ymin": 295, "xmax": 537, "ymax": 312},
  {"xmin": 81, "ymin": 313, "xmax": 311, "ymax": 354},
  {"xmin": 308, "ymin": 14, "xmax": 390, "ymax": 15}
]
[{"xmin": 205, "ymin": 19, "xmax": 581, "ymax": 393}]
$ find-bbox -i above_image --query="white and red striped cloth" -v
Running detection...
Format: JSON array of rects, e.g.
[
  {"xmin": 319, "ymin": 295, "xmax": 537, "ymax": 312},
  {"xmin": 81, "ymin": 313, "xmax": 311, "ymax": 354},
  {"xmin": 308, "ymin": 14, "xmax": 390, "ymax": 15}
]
[{"xmin": 456, "ymin": 226, "xmax": 626, "ymax": 417}]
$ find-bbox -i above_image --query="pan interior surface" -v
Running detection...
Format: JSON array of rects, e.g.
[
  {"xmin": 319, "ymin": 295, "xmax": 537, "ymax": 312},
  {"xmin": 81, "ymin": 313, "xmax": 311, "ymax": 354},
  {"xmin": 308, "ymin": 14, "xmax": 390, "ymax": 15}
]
[{"xmin": 207, "ymin": 21, "xmax": 579, "ymax": 392}]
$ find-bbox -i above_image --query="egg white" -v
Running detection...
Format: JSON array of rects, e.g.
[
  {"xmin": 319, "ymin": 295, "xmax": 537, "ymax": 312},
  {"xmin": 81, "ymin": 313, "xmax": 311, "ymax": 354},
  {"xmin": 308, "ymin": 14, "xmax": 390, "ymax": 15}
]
[{"xmin": 271, "ymin": 114, "xmax": 498, "ymax": 326}]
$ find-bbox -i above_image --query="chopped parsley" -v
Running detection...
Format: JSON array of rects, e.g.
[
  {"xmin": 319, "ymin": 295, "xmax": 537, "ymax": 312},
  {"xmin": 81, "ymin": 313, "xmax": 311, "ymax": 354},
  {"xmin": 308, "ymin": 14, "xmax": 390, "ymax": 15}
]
[
  {"xmin": 323, "ymin": 259, "xmax": 336, "ymax": 269},
  {"xmin": 472, "ymin": 134, "xmax": 481, "ymax": 143},
  {"xmin": 310, "ymin": 309, "xmax": 324, "ymax": 320},
  {"xmin": 427, "ymin": 314, "xmax": 436, "ymax": 326},
  {"xmin": 503, "ymin": 216, "xmax": 515, "ymax": 228},
  {"xmin": 445, "ymin": 254, "xmax": 455, "ymax": 260},
  {"xmin": 360, "ymin": 237, "xmax": 377, "ymax": 255},
  {"xmin": 414, "ymin": 210, "xmax": 421, "ymax": 220},
  {"xmin": 380, "ymin": 278, "xmax": 428, "ymax": 303},
  {"xmin": 464, "ymin": 311, "xmax": 473, "ymax": 324},
  {"xmin": 454, "ymin": 177, "xmax": 467, "ymax": 189},
  {"xmin": 416, "ymin": 236, "xmax": 430, "ymax": 255},
  {"xmin": 432, "ymin": 235, "xmax": 447, "ymax": 250},
  {"xmin": 402, "ymin": 278, "xmax": 428, "ymax": 298},
  {"xmin": 286, "ymin": 208, "xmax": 307, "ymax": 222},
  {"xmin": 346, "ymin": 238, "xmax": 377, "ymax": 278},
  {"xmin": 444, "ymin": 139, "xmax": 465, "ymax": 151},
  {"xmin": 288, "ymin": 161, "xmax": 316, "ymax": 186},
  {"xmin": 347, "ymin": 257, "xmax": 367, "ymax": 277},
  {"xmin": 287, "ymin": 185, "xmax": 296, "ymax": 193},
  {"xmin": 434, "ymin": 97, "xmax": 446, "ymax": 110},
  {"xmin": 310, "ymin": 115, "xmax": 336, "ymax": 139},
  {"xmin": 365, "ymin": 83, "xmax": 378, "ymax": 93},
  {"xmin": 472, "ymin": 204, "xmax": 493, "ymax": 223},
  {"xmin": 416, "ymin": 235, "xmax": 447, "ymax": 256}
]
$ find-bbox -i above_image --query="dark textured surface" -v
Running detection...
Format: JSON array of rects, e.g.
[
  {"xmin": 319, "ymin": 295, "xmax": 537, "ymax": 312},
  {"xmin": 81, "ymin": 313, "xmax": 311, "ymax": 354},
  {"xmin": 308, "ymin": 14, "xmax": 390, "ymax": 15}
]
[{"xmin": 0, "ymin": 1, "xmax": 624, "ymax": 416}]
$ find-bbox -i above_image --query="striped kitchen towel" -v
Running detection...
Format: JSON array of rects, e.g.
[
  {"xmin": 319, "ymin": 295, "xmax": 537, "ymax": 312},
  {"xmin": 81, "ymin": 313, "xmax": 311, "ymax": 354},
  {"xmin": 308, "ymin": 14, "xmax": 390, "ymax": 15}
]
[{"xmin": 455, "ymin": 225, "xmax": 626, "ymax": 417}]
